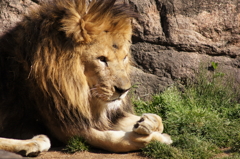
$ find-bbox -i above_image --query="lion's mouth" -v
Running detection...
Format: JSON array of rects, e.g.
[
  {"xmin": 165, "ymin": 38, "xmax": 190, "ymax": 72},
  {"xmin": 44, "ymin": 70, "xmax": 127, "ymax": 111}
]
[
  {"xmin": 108, "ymin": 97, "xmax": 121, "ymax": 102},
  {"xmin": 108, "ymin": 90, "xmax": 129, "ymax": 102}
]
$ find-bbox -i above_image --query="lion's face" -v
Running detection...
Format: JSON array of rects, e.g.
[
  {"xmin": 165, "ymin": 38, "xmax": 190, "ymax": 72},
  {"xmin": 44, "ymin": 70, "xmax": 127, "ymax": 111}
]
[{"xmin": 82, "ymin": 31, "xmax": 132, "ymax": 108}]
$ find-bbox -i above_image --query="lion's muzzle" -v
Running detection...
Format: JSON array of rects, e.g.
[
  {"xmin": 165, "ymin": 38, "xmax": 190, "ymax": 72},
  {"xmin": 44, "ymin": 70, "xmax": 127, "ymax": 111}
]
[{"xmin": 114, "ymin": 86, "xmax": 130, "ymax": 95}]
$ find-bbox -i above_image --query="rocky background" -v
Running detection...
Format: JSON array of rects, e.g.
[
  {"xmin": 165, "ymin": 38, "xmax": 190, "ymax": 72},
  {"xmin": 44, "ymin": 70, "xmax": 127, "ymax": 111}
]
[
  {"xmin": 128, "ymin": 0, "xmax": 240, "ymax": 99},
  {"xmin": 0, "ymin": 0, "xmax": 239, "ymax": 100}
]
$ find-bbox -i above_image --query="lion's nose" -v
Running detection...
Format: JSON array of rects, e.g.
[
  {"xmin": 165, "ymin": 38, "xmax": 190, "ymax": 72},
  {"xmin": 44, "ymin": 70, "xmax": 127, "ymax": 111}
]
[{"xmin": 114, "ymin": 86, "xmax": 130, "ymax": 95}]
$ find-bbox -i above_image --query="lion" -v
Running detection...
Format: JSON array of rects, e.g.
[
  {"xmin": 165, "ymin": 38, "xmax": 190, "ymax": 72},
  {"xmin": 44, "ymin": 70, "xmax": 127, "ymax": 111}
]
[{"xmin": 0, "ymin": 0, "xmax": 172, "ymax": 156}]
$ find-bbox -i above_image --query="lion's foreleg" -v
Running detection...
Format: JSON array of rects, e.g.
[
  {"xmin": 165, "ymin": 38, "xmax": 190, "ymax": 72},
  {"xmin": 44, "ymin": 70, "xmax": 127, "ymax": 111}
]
[
  {"xmin": 85, "ymin": 128, "xmax": 170, "ymax": 152},
  {"xmin": 0, "ymin": 135, "xmax": 50, "ymax": 157},
  {"xmin": 85, "ymin": 113, "xmax": 172, "ymax": 152}
]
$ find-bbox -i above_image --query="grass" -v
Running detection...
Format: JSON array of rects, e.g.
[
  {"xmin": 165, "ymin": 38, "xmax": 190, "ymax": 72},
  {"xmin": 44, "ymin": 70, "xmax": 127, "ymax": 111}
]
[
  {"xmin": 134, "ymin": 62, "xmax": 240, "ymax": 159},
  {"xmin": 64, "ymin": 136, "xmax": 90, "ymax": 153}
]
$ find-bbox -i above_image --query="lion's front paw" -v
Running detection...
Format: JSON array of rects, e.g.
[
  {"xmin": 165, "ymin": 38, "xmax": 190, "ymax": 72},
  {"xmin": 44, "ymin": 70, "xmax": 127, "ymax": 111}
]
[
  {"xmin": 19, "ymin": 135, "xmax": 51, "ymax": 157},
  {"xmin": 162, "ymin": 133, "xmax": 173, "ymax": 145},
  {"xmin": 133, "ymin": 113, "xmax": 164, "ymax": 135},
  {"xmin": 151, "ymin": 132, "xmax": 173, "ymax": 145}
]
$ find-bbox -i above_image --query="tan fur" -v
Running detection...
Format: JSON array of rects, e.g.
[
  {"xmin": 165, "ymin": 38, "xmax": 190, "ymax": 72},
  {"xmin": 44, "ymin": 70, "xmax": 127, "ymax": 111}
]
[
  {"xmin": 0, "ymin": 135, "xmax": 50, "ymax": 156},
  {"xmin": 0, "ymin": 0, "xmax": 172, "ymax": 156}
]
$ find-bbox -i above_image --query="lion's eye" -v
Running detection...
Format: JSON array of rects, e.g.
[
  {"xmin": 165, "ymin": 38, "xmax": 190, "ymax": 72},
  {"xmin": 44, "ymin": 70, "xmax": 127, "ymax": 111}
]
[
  {"xmin": 98, "ymin": 56, "xmax": 107, "ymax": 62},
  {"xmin": 98, "ymin": 56, "xmax": 108, "ymax": 66},
  {"xmin": 112, "ymin": 44, "xmax": 119, "ymax": 49}
]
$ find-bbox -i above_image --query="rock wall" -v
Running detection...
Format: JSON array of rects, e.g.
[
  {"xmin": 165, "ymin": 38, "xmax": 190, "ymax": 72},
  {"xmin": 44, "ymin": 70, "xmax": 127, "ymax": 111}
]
[
  {"xmin": 128, "ymin": 0, "xmax": 240, "ymax": 99},
  {"xmin": 0, "ymin": 0, "xmax": 239, "ymax": 99},
  {"xmin": 0, "ymin": 0, "xmax": 37, "ymax": 35}
]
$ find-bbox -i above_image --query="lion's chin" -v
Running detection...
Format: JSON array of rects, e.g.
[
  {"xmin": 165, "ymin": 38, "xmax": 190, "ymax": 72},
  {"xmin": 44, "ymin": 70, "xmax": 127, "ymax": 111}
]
[{"xmin": 106, "ymin": 99, "xmax": 122, "ymax": 111}]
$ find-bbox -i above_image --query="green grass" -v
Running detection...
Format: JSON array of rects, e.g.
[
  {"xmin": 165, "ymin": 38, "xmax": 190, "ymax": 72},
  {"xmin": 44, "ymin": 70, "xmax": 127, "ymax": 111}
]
[
  {"xmin": 64, "ymin": 136, "xmax": 90, "ymax": 153},
  {"xmin": 141, "ymin": 140, "xmax": 188, "ymax": 159},
  {"xmin": 134, "ymin": 63, "xmax": 240, "ymax": 159}
]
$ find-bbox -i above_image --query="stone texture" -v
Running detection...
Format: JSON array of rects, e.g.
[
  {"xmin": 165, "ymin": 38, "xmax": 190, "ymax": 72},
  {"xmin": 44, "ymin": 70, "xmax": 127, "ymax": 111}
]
[
  {"xmin": 0, "ymin": 0, "xmax": 239, "ymax": 100},
  {"xmin": 0, "ymin": 0, "xmax": 38, "ymax": 36},
  {"xmin": 128, "ymin": 0, "xmax": 240, "ymax": 99}
]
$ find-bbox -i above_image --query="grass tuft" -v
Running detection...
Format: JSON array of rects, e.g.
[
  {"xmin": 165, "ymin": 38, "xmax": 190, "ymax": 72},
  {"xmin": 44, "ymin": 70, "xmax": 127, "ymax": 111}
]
[
  {"xmin": 232, "ymin": 133, "xmax": 240, "ymax": 152},
  {"xmin": 64, "ymin": 136, "xmax": 90, "ymax": 153},
  {"xmin": 141, "ymin": 140, "xmax": 187, "ymax": 159}
]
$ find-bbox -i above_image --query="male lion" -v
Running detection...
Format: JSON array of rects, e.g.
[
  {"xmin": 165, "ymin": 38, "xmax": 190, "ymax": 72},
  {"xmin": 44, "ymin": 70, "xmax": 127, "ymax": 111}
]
[{"xmin": 0, "ymin": 0, "xmax": 172, "ymax": 156}]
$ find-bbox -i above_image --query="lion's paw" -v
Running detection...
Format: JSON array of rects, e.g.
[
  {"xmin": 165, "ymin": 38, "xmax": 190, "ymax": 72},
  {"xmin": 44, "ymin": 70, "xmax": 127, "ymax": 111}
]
[
  {"xmin": 133, "ymin": 113, "xmax": 164, "ymax": 135},
  {"xmin": 19, "ymin": 135, "xmax": 51, "ymax": 157},
  {"xmin": 151, "ymin": 132, "xmax": 173, "ymax": 145},
  {"xmin": 161, "ymin": 133, "xmax": 173, "ymax": 145}
]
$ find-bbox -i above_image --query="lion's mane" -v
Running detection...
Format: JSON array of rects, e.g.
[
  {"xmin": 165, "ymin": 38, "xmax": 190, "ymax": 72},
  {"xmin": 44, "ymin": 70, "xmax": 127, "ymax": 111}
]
[{"xmin": 0, "ymin": 0, "xmax": 136, "ymax": 139}]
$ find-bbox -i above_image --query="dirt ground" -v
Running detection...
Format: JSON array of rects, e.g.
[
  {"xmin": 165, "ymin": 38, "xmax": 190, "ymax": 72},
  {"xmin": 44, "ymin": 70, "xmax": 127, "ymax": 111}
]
[
  {"xmin": 35, "ymin": 147, "xmax": 234, "ymax": 159},
  {"xmin": 0, "ymin": 147, "xmax": 234, "ymax": 158},
  {"xmin": 35, "ymin": 147, "xmax": 148, "ymax": 159}
]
